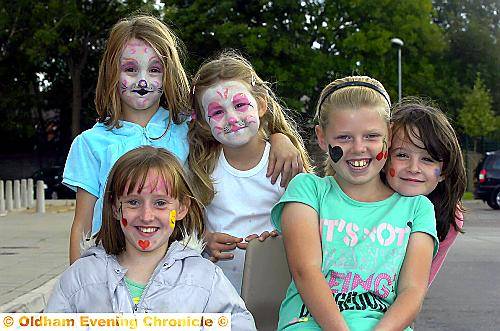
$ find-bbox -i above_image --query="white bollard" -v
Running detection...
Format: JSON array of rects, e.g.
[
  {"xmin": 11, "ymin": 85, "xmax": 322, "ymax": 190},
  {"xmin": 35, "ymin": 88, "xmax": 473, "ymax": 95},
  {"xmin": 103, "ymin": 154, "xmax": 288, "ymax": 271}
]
[
  {"xmin": 0, "ymin": 180, "xmax": 5, "ymax": 215},
  {"xmin": 6, "ymin": 180, "xmax": 13, "ymax": 211},
  {"xmin": 36, "ymin": 180, "xmax": 45, "ymax": 213},
  {"xmin": 13, "ymin": 180, "xmax": 21, "ymax": 209},
  {"xmin": 28, "ymin": 178, "xmax": 34, "ymax": 208},
  {"xmin": 21, "ymin": 179, "xmax": 28, "ymax": 208}
]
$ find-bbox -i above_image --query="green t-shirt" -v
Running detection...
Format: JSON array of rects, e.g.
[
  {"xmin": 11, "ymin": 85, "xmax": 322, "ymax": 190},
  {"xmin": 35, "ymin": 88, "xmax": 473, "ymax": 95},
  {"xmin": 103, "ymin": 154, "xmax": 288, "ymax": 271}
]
[
  {"xmin": 271, "ymin": 174, "xmax": 438, "ymax": 331},
  {"xmin": 124, "ymin": 277, "xmax": 146, "ymax": 305}
]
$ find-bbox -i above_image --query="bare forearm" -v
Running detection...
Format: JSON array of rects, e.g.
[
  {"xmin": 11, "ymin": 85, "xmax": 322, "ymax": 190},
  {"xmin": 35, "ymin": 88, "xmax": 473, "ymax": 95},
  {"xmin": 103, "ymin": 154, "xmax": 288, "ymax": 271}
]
[
  {"xmin": 293, "ymin": 267, "xmax": 349, "ymax": 331},
  {"xmin": 375, "ymin": 286, "xmax": 426, "ymax": 331}
]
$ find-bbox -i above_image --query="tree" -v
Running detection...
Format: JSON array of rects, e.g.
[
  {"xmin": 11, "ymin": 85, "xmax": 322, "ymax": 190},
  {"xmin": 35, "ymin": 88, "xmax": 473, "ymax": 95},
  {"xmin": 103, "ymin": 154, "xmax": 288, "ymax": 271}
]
[
  {"xmin": 458, "ymin": 74, "xmax": 497, "ymax": 151},
  {"xmin": 165, "ymin": 0, "xmax": 447, "ymax": 125},
  {"xmin": 433, "ymin": 0, "xmax": 500, "ymax": 116}
]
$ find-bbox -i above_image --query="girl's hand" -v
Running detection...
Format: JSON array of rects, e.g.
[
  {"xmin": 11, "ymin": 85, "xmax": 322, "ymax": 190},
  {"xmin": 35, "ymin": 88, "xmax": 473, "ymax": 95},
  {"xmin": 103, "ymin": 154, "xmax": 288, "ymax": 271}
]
[
  {"xmin": 205, "ymin": 231, "xmax": 243, "ymax": 262},
  {"xmin": 268, "ymin": 133, "xmax": 303, "ymax": 187},
  {"xmin": 241, "ymin": 230, "xmax": 279, "ymax": 247}
]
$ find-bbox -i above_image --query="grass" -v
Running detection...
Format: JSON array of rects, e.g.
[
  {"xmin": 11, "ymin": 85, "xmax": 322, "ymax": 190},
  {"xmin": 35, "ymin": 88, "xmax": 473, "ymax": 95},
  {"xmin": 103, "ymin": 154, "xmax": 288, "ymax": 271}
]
[{"xmin": 463, "ymin": 192, "xmax": 474, "ymax": 200}]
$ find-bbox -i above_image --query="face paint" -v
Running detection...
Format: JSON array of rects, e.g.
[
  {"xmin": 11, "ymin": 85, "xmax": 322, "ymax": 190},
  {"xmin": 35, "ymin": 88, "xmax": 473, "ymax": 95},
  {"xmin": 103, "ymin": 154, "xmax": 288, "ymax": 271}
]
[
  {"xmin": 328, "ymin": 145, "xmax": 343, "ymax": 163},
  {"xmin": 169, "ymin": 210, "xmax": 176, "ymax": 229},
  {"xmin": 376, "ymin": 137, "xmax": 388, "ymax": 161},
  {"xmin": 118, "ymin": 38, "xmax": 164, "ymax": 112},
  {"xmin": 121, "ymin": 217, "xmax": 128, "ymax": 227},
  {"xmin": 389, "ymin": 168, "xmax": 396, "ymax": 177},
  {"xmin": 138, "ymin": 240, "xmax": 150, "ymax": 250},
  {"xmin": 201, "ymin": 80, "xmax": 261, "ymax": 148},
  {"xmin": 434, "ymin": 168, "xmax": 441, "ymax": 178}
]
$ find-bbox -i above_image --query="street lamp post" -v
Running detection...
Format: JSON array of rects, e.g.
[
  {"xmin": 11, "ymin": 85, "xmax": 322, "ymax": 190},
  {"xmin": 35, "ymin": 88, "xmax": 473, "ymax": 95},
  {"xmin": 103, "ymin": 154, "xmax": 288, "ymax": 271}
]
[{"xmin": 391, "ymin": 38, "xmax": 404, "ymax": 102}]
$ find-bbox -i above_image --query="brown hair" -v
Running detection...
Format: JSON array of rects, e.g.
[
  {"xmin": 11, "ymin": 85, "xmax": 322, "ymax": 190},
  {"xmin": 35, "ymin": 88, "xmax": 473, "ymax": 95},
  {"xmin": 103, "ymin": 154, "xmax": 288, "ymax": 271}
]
[
  {"xmin": 315, "ymin": 76, "xmax": 391, "ymax": 176},
  {"xmin": 188, "ymin": 50, "xmax": 313, "ymax": 205},
  {"xmin": 95, "ymin": 14, "xmax": 190, "ymax": 129},
  {"xmin": 390, "ymin": 97, "xmax": 466, "ymax": 241},
  {"xmin": 95, "ymin": 146, "xmax": 204, "ymax": 255}
]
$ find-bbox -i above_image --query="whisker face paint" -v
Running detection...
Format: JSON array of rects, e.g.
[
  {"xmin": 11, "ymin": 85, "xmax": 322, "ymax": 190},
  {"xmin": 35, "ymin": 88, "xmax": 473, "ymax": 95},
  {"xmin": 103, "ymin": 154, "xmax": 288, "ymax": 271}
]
[
  {"xmin": 169, "ymin": 210, "xmax": 176, "ymax": 229},
  {"xmin": 329, "ymin": 145, "xmax": 343, "ymax": 163}
]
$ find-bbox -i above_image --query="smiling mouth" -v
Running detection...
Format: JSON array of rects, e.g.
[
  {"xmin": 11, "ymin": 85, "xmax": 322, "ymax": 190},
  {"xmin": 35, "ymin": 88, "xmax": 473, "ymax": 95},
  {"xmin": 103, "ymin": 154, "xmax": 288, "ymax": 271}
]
[
  {"xmin": 401, "ymin": 178, "xmax": 425, "ymax": 183},
  {"xmin": 136, "ymin": 226, "xmax": 159, "ymax": 234},
  {"xmin": 347, "ymin": 159, "xmax": 370, "ymax": 169}
]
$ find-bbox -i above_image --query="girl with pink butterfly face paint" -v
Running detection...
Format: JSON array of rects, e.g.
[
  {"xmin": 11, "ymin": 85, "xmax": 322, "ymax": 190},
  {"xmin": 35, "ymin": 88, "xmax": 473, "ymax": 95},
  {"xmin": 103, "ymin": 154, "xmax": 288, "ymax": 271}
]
[{"xmin": 188, "ymin": 51, "xmax": 313, "ymax": 294}]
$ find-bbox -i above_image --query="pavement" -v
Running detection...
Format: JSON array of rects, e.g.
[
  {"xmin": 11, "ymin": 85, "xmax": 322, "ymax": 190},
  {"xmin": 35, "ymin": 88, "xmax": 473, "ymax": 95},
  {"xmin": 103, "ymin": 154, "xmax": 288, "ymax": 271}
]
[{"xmin": 0, "ymin": 200, "xmax": 74, "ymax": 312}]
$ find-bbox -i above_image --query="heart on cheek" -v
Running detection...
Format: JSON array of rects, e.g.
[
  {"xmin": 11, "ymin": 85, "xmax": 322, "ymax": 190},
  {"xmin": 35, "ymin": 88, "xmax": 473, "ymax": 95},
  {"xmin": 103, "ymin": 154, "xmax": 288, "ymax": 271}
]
[
  {"xmin": 121, "ymin": 217, "xmax": 128, "ymax": 227},
  {"xmin": 138, "ymin": 240, "xmax": 150, "ymax": 250},
  {"xmin": 389, "ymin": 168, "xmax": 396, "ymax": 177}
]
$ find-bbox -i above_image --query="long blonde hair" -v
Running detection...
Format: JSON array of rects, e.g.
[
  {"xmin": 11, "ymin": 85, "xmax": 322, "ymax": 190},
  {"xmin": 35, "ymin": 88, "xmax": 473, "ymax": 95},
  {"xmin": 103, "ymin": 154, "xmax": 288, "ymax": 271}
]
[
  {"xmin": 315, "ymin": 76, "xmax": 391, "ymax": 176},
  {"xmin": 95, "ymin": 14, "xmax": 190, "ymax": 129},
  {"xmin": 96, "ymin": 146, "xmax": 204, "ymax": 255},
  {"xmin": 188, "ymin": 50, "xmax": 312, "ymax": 205}
]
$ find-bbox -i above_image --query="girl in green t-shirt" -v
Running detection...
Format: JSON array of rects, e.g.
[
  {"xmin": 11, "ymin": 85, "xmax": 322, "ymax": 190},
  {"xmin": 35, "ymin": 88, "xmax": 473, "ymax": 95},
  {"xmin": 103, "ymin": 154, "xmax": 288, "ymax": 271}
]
[{"xmin": 271, "ymin": 76, "xmax": 438, "ymax": 331}]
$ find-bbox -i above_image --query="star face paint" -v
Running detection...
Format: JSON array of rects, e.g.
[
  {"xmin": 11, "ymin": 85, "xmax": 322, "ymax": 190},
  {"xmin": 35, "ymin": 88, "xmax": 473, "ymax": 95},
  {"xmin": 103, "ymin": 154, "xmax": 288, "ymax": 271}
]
[
  {"xmin": 118, "ymin": 38, "xmax": 164, "ymax": 113},
  {"xmin": 385, "ymin": 127, "xmax": 444, "ymax": 196},
  {"xmin": 200, "ymin": 80, "xmax": 260, "ymax": 148},
  {"xmin": 328, "ymin": 145, "xmax": 343, "ymax": 163},
  {"xmin": 169, "ymin": 210, "xmax": 176, "ymax": 229},
  {"xmin": 118, "ymin": 170, "xmax": 184, "ymax": 254}
]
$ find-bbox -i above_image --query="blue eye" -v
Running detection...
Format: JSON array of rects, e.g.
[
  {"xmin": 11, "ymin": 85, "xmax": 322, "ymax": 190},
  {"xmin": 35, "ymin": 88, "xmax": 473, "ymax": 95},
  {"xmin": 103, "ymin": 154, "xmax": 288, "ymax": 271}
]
[{"xmin": 125, "ymin": 199, "xmax": 140, "ymax": 208}]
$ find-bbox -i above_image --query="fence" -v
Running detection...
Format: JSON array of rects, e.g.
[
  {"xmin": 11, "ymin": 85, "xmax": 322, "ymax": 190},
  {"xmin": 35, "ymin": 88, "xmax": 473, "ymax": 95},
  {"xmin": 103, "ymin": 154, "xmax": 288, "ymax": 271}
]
[{"xmin": 0, "ymin": 179, "xmax": 45, "ymax": 216}]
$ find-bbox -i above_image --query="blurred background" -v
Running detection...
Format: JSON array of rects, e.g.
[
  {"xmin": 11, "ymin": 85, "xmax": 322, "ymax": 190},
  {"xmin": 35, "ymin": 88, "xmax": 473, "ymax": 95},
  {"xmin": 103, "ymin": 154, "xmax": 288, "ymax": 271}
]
[{"xmin": 1, "ymin": 0, "xmax": 499, "ymax": 196}]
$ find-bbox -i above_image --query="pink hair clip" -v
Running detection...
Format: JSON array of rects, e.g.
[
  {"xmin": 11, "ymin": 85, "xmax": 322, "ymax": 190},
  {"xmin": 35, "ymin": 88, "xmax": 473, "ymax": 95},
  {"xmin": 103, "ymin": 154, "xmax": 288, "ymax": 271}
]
[{"xmin": 191, "ymin": 111, "xmax": 197, "ymax": 121}]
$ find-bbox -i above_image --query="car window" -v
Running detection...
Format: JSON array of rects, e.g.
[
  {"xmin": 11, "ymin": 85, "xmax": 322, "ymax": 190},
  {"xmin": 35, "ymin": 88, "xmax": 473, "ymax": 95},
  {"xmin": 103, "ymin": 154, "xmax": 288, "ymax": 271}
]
[{"xmin": 490, "ymin": 156, "xmax": 500, "ymax": 170}]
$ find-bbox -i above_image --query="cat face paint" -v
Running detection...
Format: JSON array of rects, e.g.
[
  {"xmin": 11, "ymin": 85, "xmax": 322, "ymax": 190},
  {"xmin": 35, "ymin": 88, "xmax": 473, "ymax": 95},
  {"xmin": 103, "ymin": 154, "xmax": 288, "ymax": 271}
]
[
  {"xmin": 200, "ymin": 80, "xmax": 260, "ymax": 148},
  {"xmin": 328, "ymin": 145, "xmax": 343, "ymax": 163},
  {"xmin": 118, "ymin": 38, "xmax": 164, "ymax": 113}
]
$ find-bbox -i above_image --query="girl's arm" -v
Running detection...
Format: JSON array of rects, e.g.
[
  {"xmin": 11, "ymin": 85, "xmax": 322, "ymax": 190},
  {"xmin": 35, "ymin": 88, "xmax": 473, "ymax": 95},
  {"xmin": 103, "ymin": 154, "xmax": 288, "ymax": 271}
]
[
  {"xmin": 69, "ymin": 188, "xmax": 96, "ymax": 264},
  {"xmin": 374, "ymin": 232, "xmax": 434, "ymax": 331},
  {"xmin": 268, "ymin": 133, "xmax": 303, "ymax": 187},
  {"xmin": 282, "ymin": 202, "xmax": 349, "ymax": 331}
]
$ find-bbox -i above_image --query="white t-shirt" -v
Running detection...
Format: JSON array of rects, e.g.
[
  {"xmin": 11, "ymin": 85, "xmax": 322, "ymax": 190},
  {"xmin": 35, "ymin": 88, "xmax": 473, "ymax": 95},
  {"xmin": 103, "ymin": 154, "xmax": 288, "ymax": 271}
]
[{"xmin": 205, "ymin": 142, "xmax": 285, "ymax": 293}]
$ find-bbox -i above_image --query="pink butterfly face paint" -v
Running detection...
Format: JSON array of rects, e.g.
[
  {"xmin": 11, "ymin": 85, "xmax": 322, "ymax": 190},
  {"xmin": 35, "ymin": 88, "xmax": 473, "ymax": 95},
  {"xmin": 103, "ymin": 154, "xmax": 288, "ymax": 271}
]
[
  {"xmin": 119, "ymin": 170, "xmax": 183, "ymax": 255},
  {"xmin": 385, "ymin": 128, "xmax": 444, "ymax": 196},
  {"xmin": 201, "ymin": 80, "xmax": 260, "ymax": 148},
  {"xmin": 118, "ymin": 38, "xmax": 164, "ymax": 113}
]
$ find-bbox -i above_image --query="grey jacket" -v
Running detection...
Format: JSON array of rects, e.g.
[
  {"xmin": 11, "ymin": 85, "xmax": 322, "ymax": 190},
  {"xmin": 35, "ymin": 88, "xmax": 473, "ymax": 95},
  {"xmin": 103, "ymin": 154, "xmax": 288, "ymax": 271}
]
[{"xmin": 45, "ymin": 241, "xmax": 256, "ymax": 330}]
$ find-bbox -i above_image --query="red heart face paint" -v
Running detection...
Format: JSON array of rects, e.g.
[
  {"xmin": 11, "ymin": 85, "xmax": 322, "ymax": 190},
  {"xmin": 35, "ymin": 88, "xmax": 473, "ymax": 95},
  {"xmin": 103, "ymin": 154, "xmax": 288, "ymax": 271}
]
[
  {"xmin": 389, "ymin": 168, "xmax": 396, "ymax": 177},
  {"xmin": 121, "ymin": 217, "xmax": 128, "ymax": 227},
  {"xmin": 138, "ymin": 240, "xmax": 150, "ymax": 250}
]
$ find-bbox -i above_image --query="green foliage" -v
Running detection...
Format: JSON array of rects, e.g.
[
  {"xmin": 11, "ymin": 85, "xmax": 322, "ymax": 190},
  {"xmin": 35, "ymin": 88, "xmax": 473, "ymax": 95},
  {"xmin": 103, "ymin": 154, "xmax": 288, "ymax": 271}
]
[{"xmin": 458, "ymin": 74, "xmax": 497, "ymax": 142}]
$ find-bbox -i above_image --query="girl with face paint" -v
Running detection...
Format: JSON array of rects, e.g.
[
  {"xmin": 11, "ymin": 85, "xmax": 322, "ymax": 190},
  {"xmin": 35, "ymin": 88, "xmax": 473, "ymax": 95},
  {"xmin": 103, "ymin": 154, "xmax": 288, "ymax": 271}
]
[
  {"xmin": 385, "ymin": 97, "xmax": 466, "ymax": 285},
  {"xmin": 64, "ymin": 15, "xmax": 303, "ymax": 265},
  {"xmin": 188, "ymin": 51, "xmax": 313, "ymax": 294},
  {"xmin": 46, "ymin": 147, "xmax": 256, "ymax": 329},
  {"xmin": 271, "ymin": 76, "xmax": 439, "ymax": 331}
]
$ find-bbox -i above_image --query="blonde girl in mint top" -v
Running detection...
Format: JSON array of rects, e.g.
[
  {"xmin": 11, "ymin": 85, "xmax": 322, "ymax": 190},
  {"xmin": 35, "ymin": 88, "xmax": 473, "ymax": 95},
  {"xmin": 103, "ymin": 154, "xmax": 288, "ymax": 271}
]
[{"xmin": 271, "ymin": 76, "xmax": 438, "ymax": 331}]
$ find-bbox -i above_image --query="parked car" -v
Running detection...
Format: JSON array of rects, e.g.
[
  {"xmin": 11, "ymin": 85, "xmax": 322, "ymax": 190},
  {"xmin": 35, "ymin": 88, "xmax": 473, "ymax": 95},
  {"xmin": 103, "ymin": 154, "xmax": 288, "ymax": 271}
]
[
  {"xmin": 474, "ymin": 150, "xmax": 500, "ymax": 209},
  {"xmin": 31, "ymin": 166, "xmax": 75, "ymax": 200}
]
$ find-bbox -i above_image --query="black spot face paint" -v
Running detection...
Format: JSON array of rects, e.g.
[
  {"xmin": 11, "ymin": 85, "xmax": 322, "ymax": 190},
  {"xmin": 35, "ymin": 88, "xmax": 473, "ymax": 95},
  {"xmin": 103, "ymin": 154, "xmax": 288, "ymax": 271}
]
[{"xmin": 329, "ymin": 145, "xmax": 343, "ymax": 163}]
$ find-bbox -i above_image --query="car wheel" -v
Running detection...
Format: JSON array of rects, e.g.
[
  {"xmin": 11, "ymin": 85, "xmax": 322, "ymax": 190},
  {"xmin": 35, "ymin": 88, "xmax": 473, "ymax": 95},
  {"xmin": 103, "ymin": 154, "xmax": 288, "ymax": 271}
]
[{"xmin": 486, "ymin": 189, "xmax": 500, "ymax": 210}]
